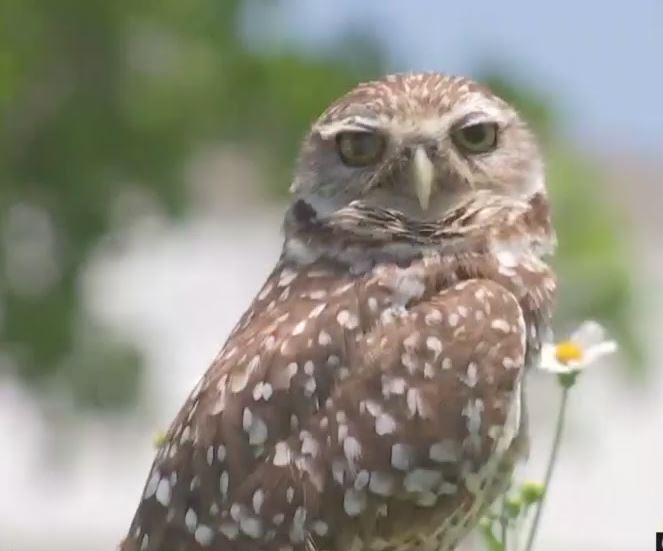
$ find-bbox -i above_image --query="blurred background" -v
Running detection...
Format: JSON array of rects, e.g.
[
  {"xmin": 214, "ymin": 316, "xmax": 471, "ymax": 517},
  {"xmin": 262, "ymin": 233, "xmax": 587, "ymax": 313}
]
[{"xmin": 1, "ymin": 1, "xmax": 661, "ymax": 550}]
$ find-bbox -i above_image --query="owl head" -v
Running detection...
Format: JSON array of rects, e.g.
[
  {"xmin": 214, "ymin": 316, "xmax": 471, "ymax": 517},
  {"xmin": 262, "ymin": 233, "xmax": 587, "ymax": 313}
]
[{"xmin": 290, "ymin": 73, "xmax": 545, "ymax": 221}]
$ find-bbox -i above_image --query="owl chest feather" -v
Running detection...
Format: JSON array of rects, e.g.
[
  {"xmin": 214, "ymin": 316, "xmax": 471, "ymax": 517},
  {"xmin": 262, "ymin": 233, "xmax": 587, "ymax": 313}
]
[
  {"xmin": 122, "ymin": 243, "xmax": 552, "ymax": 551},
  {"xmin": 225, "ymin": 253, "xmax": 545, "ymax": 548}
]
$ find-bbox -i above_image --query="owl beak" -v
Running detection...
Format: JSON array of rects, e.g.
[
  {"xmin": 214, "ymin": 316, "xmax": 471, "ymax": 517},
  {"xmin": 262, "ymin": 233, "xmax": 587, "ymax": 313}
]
[{"xmin": 410, "ymin": 146, "xmax": 435, "ymax": 211}]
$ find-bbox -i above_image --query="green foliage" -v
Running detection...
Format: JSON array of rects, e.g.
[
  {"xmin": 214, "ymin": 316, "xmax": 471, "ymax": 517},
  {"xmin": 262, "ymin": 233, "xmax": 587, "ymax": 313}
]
[
  {"xmin": 0, "ymin": 0, "xmax": 382, "ymax": 408},
  {"xmin": 546, "ymin": 148, "xmax": 641, "ymax": 369},
  {"xmin": 480, "ymin": 71, "xmax": 557, "ymax": 141},
  {"xmin": 479, "ymin": 518, "xmax": 506, "ymax": 551}
]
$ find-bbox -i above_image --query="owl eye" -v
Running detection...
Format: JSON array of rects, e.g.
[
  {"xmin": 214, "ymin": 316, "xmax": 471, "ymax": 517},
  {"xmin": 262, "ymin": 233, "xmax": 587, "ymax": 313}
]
[
  {"xmin": 451, "ymin": 122, "xmax": 498, "ymax": 154},
  {"xmin": 336, "ymin": 131, "xmax": 386, "ymax": 167}
]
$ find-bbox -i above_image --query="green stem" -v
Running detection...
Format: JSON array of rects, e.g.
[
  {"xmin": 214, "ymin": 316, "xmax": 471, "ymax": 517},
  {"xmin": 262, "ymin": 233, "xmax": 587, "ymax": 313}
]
[
  {"xmin": 500, "ymin": 496, "xmax": 508, "ymax": 551},
  {"xmin": 513, "ymin": 512, "xmax": 522, "ymax": 551},
  {"xmin": 524, "ymin": 386, "xmax": 570, "ymax": 551}
]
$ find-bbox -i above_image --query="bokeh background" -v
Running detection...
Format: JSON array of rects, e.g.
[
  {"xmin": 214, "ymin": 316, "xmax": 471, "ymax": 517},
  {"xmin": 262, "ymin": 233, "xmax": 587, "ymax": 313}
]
[{"xmin": 1, "ymin": 1, "xmax": 661, "ymax": 550}]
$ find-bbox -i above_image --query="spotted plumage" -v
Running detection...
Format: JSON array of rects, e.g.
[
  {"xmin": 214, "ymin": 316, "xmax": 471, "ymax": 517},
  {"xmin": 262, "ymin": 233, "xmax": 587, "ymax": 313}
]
[{"xmin": 121, "ymin": 72, "xmax": 556, "ymax": 551}]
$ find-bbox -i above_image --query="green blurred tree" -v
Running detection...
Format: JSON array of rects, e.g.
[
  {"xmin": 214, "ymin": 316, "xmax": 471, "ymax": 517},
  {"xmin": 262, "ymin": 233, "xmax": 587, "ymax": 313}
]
[
  {"xmin": 0, "ymin": 2, "xmax": 640, "ymax": 412},
  {"xmin": 0, "ymin": 0, "xmax": 383, "ymax": 409}
]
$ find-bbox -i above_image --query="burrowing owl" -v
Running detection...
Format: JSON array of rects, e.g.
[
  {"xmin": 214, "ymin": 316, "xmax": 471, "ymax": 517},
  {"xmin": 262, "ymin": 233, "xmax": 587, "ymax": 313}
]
[{"xmin": 120, "ymin": 72, "xmax": 556, "ymax": 551}]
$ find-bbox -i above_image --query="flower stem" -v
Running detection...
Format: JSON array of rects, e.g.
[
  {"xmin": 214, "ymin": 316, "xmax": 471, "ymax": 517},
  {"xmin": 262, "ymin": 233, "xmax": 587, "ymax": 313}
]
[
  {"xmin": 500, "ymin": 496, "xmax": 508, "ymax": 551},
  {"xmin": 524, "ymin": 386, "xmax": 570, "ymax": 551}
]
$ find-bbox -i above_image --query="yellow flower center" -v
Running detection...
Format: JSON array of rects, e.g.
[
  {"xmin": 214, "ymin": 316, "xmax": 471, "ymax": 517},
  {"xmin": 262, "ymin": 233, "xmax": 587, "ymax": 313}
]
[{"xmin": 555, "ymin": 341, "xmax": 584, "ymax": 364}]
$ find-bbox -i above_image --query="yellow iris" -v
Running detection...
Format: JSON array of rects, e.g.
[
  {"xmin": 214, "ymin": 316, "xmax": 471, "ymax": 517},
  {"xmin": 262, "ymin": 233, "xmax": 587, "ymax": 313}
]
[{"xmin": 554, "ymin": 341, "xmax": 584, "ymax": 364}]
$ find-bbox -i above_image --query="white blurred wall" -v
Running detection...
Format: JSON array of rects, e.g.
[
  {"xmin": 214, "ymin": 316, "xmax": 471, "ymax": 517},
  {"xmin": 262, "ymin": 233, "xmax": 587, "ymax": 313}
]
[{"xmin": 1, "ymin": 202, "xmax": 661, "ymax": 551}]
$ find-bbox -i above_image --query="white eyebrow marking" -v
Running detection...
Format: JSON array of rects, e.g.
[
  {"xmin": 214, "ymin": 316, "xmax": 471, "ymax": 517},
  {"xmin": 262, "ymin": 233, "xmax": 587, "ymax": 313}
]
[{"xmin": 315, "ymin": 116, "xmax": 384, "ymax": 140}]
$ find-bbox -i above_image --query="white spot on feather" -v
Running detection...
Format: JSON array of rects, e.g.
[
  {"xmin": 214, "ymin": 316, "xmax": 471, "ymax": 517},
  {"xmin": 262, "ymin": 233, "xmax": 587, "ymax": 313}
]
[
  {"xmin": 219, "ymin": 521, "xmax": 239, "ymax": 540},
  {"xmin": 375, "ymin": 413, "xmax": 397, "ymax": 435},
  {"xmin": 491, "ymin": 319, "xmax": 511, "ymax": 333},
  {"xmin": 219, "ymin": 471, "xmax": 229, "ymax": 496},
  {"xmin": 426, "ymin": 336, "xmax": 443, "ymax": 358},
  {"xmin": 292, "ymin": 320, "xmax": 307, "ymax": 335},
  {"xmin": 240, "ymin": 516, "xmax": 264, "ymax": 539},
  {"xmin": 312, "ymin": 520, "xmax": 329, "ymax": 536},
  {"xmin": 195, "ymin": 525, "xmax": 214, "ymax": 546},
  {"xmin": 391, "ymin": 443, "xmax": 415, "ymax": 471},
  {"xmin": 217, "ymin": 444, "xmax": 226, "ymax": 462},
  {"xmin": 354, "ymin": 469, "xmax": 370, "ymax": 490},
  {"xmin": 252, "ymin": 489, "xmax": 265, "ymax": 514},
  {"xmin": 308, "ymin": 303, "xmax": 326, "ymax": 318},
  {"xmin": 155, "ymin": 477, "xmax": 171, "ymax": 506},
  {"xmin": 369, "ymin": 471, "xmax": 395, "ymax": 496},
  {"xmin": 258, "ymin": 282, "xmax": 273, "ymax": 300},
  {"xmin": 273, "ymin": 441, "xmax": 292, "ymax": 466},
  {"xmin": 337, "ymin": 310, "xmax": 359, "ymax": 330},
  {"xmin": 289, "ymin": 506, "xmax": 307, "ymax": 543},
  {"xmin": 278, "ymin": 268, "xmax": 298, "ymax": 287},
  {"xmin": 430, "ymin": 440, "xmax": 459, "ymax": 463},
  {"xmin": 343, "ymin": 436, "xmax": 362, "ymax": 470},
  {"xmin": 143, "ymin": 470, "xmax": 160, "ymax": 499},
  {"xmin": 403, "ymin": 469, "xmax": 441, "ymax": 493},
  {"xmin": 465, "ymin": 362, "xmax": 478, "ymax": 387},
  {"xmin": 344, "ymin": 488, "xmax": 367, "ymax": 516},
  {"xmin": 252, "ymin": 381, "xmax": 273, "ymax": 401},
  {"xmin": 185, "ymin": 508, "xmax": 198, "ymax": 532}
]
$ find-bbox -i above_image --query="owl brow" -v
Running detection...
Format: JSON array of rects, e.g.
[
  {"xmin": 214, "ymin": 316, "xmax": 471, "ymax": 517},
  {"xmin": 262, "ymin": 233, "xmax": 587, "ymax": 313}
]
[
  {"xmin": 315, "ymin": 116, "xmax": 383, "ymax": 140},
  {"xmin": 452, "ymin": 111, "xmax": 500, "ymax": 130}
]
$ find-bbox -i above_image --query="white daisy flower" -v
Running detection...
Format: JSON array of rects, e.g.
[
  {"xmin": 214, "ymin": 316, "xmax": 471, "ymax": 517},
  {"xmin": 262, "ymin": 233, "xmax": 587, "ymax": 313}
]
[{"xmin": 540, "ymin": 320, "xmax": 617, "ymax": 375}]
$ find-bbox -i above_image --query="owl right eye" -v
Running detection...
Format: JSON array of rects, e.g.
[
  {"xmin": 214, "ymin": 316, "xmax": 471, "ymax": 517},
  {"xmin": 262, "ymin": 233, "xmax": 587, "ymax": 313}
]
[
  {"xmin": 336, "ymin": 131, "xmax": 386, "ymax": 167},
  {"xmin": 451, "ymin": 122, "xmax": 499, "ymax": 154}
]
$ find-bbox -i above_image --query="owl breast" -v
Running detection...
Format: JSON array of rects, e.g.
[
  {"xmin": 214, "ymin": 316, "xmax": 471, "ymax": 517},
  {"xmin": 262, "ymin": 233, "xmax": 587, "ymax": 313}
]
[
  {"xmin": 379, "ymin": 377, "xmax": 529, "ymax": 551},
  {"xmin": 122, "ymin": 246, "xmax": 549, "ymax": 551}
]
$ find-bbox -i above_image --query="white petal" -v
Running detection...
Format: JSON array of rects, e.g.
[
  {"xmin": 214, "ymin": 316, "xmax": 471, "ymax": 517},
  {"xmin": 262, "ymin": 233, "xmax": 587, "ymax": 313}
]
[
  {"xmin": 582, "ymin": 341, "xmax": 618, "ymax": 364},
  {"xmin": 570, "ymin": 321, "xmax": 607, "ymax": 349},
  {"xmin": 538, "ymin": 343, "xmax": 567, "ymax": 373}
]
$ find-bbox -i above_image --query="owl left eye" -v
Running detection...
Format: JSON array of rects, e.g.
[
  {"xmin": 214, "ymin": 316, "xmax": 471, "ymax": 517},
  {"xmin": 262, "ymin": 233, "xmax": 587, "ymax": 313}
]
[
  {"xmin": 336, "ymin": 131, "xmax": 386, "ymax": 167},
  {"xmin": 451, "ymin": 122, "xmax": 498, "ymax": 154}
]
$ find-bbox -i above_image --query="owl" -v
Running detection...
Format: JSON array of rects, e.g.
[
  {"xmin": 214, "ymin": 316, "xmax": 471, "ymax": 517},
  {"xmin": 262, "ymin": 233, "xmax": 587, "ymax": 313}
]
[{"xmin": 120, "ymin": 72, "xmax": 556, "ymax": 551}]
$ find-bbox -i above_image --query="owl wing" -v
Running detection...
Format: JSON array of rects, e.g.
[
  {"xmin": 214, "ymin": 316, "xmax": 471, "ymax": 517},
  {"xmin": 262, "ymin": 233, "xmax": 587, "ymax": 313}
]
[{"xmin": 121, "ymin": 263, "xmax": 528, "ymax": 551}]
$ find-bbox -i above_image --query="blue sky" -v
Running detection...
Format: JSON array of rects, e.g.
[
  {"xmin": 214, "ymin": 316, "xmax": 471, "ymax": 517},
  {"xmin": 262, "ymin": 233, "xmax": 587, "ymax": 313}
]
[{"xmin": 252, "ymin": 0, "xmax": 663, "ymax": 156}]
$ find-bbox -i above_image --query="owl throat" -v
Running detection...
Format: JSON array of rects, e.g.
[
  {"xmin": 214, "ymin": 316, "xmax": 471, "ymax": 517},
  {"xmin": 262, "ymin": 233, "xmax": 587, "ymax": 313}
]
[
  {"xmin": 282, "ymin": 190, "xmax": 555, "ymax": 273},
  {"xmin": 281, "ymin": 189, "xmax": 557, "ymax": 368}
]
